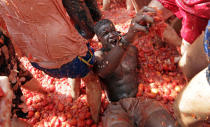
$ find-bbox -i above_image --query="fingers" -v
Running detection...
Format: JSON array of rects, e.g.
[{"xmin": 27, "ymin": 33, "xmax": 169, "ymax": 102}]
[
  {"xmin": 141, "ymin": 6, "xmax": 156, "ymax": 13},
  {"xmin": 133, "ymin": 14, "xmax": 154, "ymax": 25},
  {"xmin": 130, "ymin": 6, "xmax": 156, "ymax": 33},
  {"xmin": 132, "ymin": 15, "xmax": 154, "ymax": 26},
  {"xmin": 142, "ymin": 14, "xmax": 154, "ymax": 23},
  {"xmin": 133, "ymin": 24, "xmax": 147, "ymax": 32},
  {"xmin": 131, "ymin": 14, "xmax": 154, "ymax": 33},
  {"xmin": 136, "ymin": 6, "xmax": 156, "ymax": 16}
]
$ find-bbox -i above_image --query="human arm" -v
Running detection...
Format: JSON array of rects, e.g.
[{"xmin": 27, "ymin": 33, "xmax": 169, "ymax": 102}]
[
  {"xmin": 62, "ymin": 0, "xmax": 95, "ymax": 39},
  {"xmin": 123, "ymin": 7, "xmax": 154, "ymax": 43},
  {"xmin": 94, "ymin": 14, "xmax": 153, "ymax": 78},
  {"xmin": 84, "ymin": 0, "xmax": 101, "ymax": 22}
]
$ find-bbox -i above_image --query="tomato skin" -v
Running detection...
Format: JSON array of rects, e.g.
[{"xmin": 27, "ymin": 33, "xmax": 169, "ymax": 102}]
[
  {"xmin": 69, "ymin": 118, "xmax": 77, "ymax": 126},
  {"xmin": 151, "ymin": 88, "xmax": 159, "ymax": 94},
  {"xmin": 85, "ymin": 112, "xmax": 91, "ymax": 119},
  {"xmin": 145, "ymin": 92, "xmax": 157, "ymax": 99},
  {"xmin": 77, "ymin": 120, "xmax": 85, "ymax": 127},
  {"xmin": 91, "ymin": 124, "xmax": 97, "ymax": 127},
  {"xmin": 49, "ymin": 85, "xmax": 55, "ymax": 92},
  {"xmin": 137, "ymin": 84, "xmax": 144, "ymax": 96},
  {"xmin": 167, "ymin": 96, "xmax": 174, "ymax": 101},
  {"xmin": 54, "ymin": 118, "xmax": 60, "ymax": 127},
  {"xmin": 78, "ymin": 112, "xmax": 86, "ymax": 120},
  {"xmin": 28, "ymin": 111, "xmax": 35, "ymax": 118},
  {"xmin": 58, "ymin": 103, "xmax": 64, "ymax": 112},
  {"xmin": 34, "ymin": 111, "xmax": 40, "ymax": 119},
  {"xmin": 86, "ymin": 119, "xmax": 93, "ymax": 126},
  {"xmin": 163, "ymin": 87, "xmax": 171, "ymax": 96},
  {"xmin": 175, "ymin": 86, "xmax": 181, "ymax": 93},
  {"xmin": 0, "ymin": 87, "xmax": 4, "ymax": 97}
]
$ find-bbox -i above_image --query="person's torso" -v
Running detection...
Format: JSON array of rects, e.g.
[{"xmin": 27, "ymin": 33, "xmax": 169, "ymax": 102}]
[
  {"xmin": 0, "ymin": 0, "xmax": 88, "ymax": 69},
  {"xmin": 102, "ymin": 46, "xmax": 139, "ymax": 102}
]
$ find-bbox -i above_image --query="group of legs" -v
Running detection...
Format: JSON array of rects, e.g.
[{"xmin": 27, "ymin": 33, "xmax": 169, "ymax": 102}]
[{"xmin": 149, "ymin": 0, "xmax": 210, "ymax": 126}]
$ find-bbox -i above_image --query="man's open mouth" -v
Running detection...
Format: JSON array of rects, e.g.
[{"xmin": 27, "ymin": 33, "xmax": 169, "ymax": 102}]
[{"xmin": 109, "ymin": 38, "xmax": 118, "ymax": 45}]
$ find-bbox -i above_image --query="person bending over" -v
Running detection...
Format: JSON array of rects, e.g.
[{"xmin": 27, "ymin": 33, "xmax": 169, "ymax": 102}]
[{"xmin": 0, "ymin": 0, "xmax": 101, "ymax": 122}]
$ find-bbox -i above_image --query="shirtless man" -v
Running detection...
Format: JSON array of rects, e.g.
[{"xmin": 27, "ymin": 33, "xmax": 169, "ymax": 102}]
[
  {"xmin": 93, "ymin": 17, "xmax": 142, "ymax": 101},
  {"xmin": 93, "ymin": 10, "xmax": 179, "ymax": 127}
]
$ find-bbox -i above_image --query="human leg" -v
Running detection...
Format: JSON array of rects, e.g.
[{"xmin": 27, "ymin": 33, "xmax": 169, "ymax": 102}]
[
  {"xmin": 102, "ymin": 101, "xmax": 134, "ymax": 127},
  {"xmin": 179, "ymin": 33, "xmax": 208, "ymax": 81},
  {"xmin": 68, "ymin": 77, "xmax": 81, "ymax": 100},
  {"xmin": 84, "ymin": 71, "xmax": 102, "ymax": 123},
  {"xmin": 103, "ymin": 97, "xmax": 179, "ymax": 127},
  {"xmin": 124, "ymin": 98, "xmax": 178, "ymax": 127},
  {"xmin": 174, "ymin": 67, "xmax": 210, "ymax": 127}
]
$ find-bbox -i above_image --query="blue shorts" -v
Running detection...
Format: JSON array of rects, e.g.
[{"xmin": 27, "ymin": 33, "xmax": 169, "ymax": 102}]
[
  {"xmin": 204, "ymin": 20, "xmax": 210, "ymax": 84},
  {"xmin": 31, "ymin": 43, "xmax": 95, "ymax": 78}
]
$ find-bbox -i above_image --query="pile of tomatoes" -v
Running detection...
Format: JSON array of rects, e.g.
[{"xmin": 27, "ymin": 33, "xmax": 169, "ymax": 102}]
[
  {"xmin": 20, "ymin": 57, "xmax": 109, "ymax": 127},
  {"xmin": 133, "ymin": 10, "xmax": 186, "ymax": 113},
  {"xmin": 15, "ymin": 4, "xmax": 187, "ymax": 126}
]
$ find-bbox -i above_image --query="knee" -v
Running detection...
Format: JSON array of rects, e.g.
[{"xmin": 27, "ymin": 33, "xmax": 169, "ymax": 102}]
[{"xmin": 144, "ymin": 109, "xmax": 179, "ymax": 127}]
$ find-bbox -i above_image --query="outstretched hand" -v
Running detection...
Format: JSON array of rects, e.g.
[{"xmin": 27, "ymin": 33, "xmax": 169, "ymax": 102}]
[
  {"xmin": 140, "ymin": 6, "xmax": 156, "ymax": 13},
  {"xmin": 125, "ymin": 7, "xmax": 155, "ymax": 43},
  {"xmin": 130, "ymin": 13, "xmax": 154, "ymax": 33},
  {"xmin": 130, "ymin": 6, "xmax": 156, "ymax": 33}
]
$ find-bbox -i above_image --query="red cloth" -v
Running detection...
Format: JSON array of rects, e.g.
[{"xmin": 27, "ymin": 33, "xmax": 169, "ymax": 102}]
[
  {"xmin": 158, "ymin": 0, "xmax": 210, "ymax": 44},
  {"xmin": 0, "ymin": 0, "xmax": 88, "ymax": 69}
]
